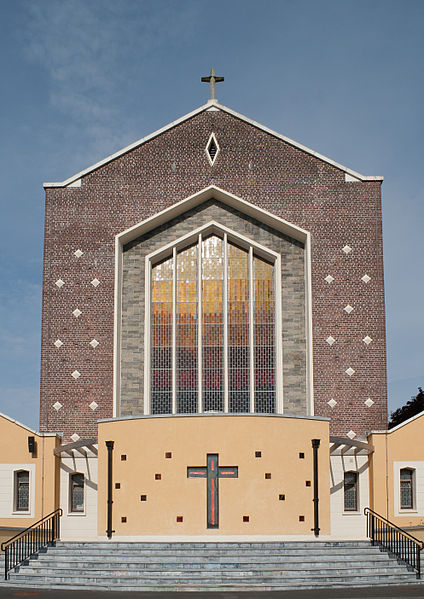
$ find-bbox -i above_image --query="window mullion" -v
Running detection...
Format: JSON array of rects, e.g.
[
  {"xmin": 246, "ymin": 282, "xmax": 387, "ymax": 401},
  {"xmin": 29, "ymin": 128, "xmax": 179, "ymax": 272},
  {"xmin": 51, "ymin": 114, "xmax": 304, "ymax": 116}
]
[
  {"xmin": 249, "ymin": 247, "xmax": 255, "ymax": 413},
  {"xmin": 223, "ymin": 234, "xmax": 229, "ymax": 412},
  {"xmin": 198, "ymin": 234, "xmax": 203, "ymax": 413},
  {"xmin": 172, "ymin": 246, "xmax": 177, "ymax": 414}
]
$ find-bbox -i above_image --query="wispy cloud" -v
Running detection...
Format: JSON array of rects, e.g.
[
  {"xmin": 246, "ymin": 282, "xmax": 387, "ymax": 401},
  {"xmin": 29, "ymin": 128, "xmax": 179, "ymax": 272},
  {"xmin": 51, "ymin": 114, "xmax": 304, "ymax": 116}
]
[{"xmin": 20, "ymin": 0, "xmax": 200, "ymax": 172}]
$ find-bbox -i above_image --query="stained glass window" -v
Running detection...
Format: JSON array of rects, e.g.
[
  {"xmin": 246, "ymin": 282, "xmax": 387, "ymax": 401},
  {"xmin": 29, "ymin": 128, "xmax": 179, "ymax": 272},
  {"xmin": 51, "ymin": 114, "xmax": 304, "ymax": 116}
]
[
  {"xmin": 344, "ymin": 471, "xmax": 358, "ymax": 511},
  {"xmin": 151, "ymin": 256, "xmax": 173, "ymax": 414},
  {"xmin": 15, "ymin": 470, "xmax": 29, "ymax": 511},
  {"xmin": 70, "ymin": 473, "xmax": 84, "ymax": 512},
  {"xmin": 150, "ymin": 232, "xmax": 277, "ymax": 415},
  {"xmin": 400, "ymin": 468, "xmax": 414, "ymax": 509}
]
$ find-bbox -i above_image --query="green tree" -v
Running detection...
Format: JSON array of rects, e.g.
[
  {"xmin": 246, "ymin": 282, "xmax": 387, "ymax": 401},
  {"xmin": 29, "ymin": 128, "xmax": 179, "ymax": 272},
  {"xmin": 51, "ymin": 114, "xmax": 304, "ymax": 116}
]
[{"xmin": 389, "ymin": 387, "xmax": 424, "ymax": 429}]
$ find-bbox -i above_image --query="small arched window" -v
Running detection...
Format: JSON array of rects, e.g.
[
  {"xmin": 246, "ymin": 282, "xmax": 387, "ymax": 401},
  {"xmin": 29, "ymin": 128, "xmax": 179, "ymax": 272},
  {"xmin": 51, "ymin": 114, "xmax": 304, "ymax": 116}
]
[
  {"xmin": 69, "ymin": 473, "xmax": 84, "ymax": 513},
  {"xmin": 344, "ymin": 471, "xmax": 358, "ymax": 512},
  {"xmin": 14, "ymin": 470, "xmax": 29, "ymax": 512},
  {"xmin": 400, "ymin": 468, "xmax": 415, "ymax": 510}
]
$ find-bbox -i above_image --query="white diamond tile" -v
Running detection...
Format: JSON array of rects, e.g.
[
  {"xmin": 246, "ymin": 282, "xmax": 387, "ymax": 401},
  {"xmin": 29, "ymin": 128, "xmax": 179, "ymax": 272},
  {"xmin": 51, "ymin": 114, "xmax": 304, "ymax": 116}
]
[
  {"xmin": 70, "ymin": 433, "xmax": 80, "ymax": 442},
  {"xmin": 327, "ymin": 399, "xmax": 337, "ymax": 409},
  {"xmin": 74, "ymin": 249, "xmax": 83, "ymax": 258},
  {"xmin": 326, "ymin": 336, "xmax": 335, "ymax": 346},
  {"xmin": 91, "ymin": 278, "xmax": 100, "ymax": 287},
  {"xmin": 345, "ymin": 367, "xmax": 355, "ymax": 377},
  {"xmin": 72, "ymin": 308, "xmax": 82, "ymax": 318},
  {"xmin": 347, "ymin": 430, "xmax": 356, "ymax": 440},
  {"xmin": 55, "ymin": 279, "xmax": 65, "ymax": 288},
  {"xmin": 71, "ymin": 370, "xmax": 81, "ymax": 379},
  {"xmin": 90, "ymin": 339, "xmax": 99, "ymax": 348},
  {"xmin": 363, "ymin": 335, "xmax": 372, "ymax": 345},
  {"xmin": 342, "ymin": 245, "xmax": 352, "ymax": 254},
  {"xmin": 344, "ymin": 304, "xmax": 354, "ymax": 314},
  {"xmin": 365, "ymin": 398, "xmax": 375, "ymax": 408},
  {"xmin": 325, "ymin": 275, "xmax": 334, "ymax": 284},
  {"xmin": 54, "ymin": 339, "xmax": 63, "ymax": 348},
  {"xmin": 89, "ymin": 401, "xmax": 98, "ymax": 411},
  {"xmin": 361, "ymin": 274, "xmax": 371, "ymax": 284},
  {"xmin": 53, "ymin": 401, "xmax": 62, "ymax": 411}
]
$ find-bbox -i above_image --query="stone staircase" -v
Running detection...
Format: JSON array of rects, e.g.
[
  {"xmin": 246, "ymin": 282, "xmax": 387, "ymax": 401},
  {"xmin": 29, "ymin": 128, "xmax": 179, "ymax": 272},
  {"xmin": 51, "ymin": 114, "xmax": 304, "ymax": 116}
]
[{"xmin": 2, "ymin": 541, "xmax": 422, "ymax": 591}]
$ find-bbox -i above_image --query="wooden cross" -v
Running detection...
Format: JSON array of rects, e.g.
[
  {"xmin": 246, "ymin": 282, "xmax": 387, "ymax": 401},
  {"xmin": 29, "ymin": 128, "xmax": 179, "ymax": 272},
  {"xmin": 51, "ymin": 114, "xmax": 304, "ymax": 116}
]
[
  {"xmin": 187, "ymin": 453, "xmax": 238, "ymax": 529},
  {"xmin": 201, "ymin": 68, "xmax": 224, "ymax": 100}
]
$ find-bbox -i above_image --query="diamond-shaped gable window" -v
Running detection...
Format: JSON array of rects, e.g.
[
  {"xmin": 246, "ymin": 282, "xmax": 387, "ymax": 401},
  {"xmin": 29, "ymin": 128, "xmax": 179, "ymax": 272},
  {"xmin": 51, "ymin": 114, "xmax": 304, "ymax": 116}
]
[{"xmin": 205, "ymin": 133, "xmax": 220, "ymax": 166}]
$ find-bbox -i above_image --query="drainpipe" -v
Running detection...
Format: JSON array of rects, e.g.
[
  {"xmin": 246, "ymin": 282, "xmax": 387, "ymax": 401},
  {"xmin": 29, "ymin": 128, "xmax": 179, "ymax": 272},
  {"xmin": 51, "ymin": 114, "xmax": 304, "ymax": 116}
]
[
  {"xmin": 106, "ymin": 441, "xmax": 115, "ymax": 539},
  {"xmin": 312, "ymin": 439, "xmax": 320, "ymax": 537}
]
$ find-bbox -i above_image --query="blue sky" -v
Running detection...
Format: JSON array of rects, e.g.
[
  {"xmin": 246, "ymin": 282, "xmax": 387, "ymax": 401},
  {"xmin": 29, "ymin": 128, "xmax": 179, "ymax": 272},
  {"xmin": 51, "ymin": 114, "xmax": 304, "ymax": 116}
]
[{"xmin": 0, "ymin": 0, "xmax": 422, "ymax": 430}]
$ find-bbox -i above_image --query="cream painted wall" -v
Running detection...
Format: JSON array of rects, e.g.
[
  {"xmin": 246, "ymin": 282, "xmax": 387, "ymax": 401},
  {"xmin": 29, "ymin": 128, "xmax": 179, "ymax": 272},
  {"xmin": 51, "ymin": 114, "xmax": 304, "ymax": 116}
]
[
  {"xmin": 393, "ymin": 461, "xmax": 424, "ymax": 519},
  {"xmin": 60, "ymin": 455, "xmax": 98, "ymax": 541},
  {"xmin": 329, "ymin": 455, "xmax": 368, "ymax": 539},
  {"xmin": 369, "ymin": 412, "xmax": 424, "ymax": 527},
  {"xmin": 0, "ymin": 464, "xmax": 36, "ymax": 519},
  {"xmin": 0, "ymin": 414, "xmax": 60, "ymax": 529},
  {"xmin": 98, "ymin": 414, "xmax": 330, "ymax": 538}
]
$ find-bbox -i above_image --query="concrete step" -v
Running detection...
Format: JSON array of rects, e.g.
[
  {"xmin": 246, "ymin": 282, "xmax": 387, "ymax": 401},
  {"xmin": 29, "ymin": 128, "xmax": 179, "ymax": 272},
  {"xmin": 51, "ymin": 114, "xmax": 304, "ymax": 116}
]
[
  {"xmin": 4, "ymin": 541, "xmax": 421, "ymax": 591},
  {"xmin": 27, "ymin": 557, "xmax": 399, "ymax": 569}
]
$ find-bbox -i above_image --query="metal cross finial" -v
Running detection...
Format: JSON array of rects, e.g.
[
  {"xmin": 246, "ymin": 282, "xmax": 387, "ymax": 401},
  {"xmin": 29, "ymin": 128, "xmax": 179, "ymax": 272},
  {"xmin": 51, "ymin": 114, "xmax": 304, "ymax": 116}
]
[{"xmin": 201, "ymin": 68, "xmax": 224, "ymax": 101}]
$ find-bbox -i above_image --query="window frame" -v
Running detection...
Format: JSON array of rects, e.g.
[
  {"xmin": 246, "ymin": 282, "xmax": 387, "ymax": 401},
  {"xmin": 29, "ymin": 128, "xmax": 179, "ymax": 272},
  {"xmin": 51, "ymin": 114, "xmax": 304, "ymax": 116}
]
[
  {"xmin": 14, "ymin": 469, "xmax": 30, "ymax": 513},
  {"xmin": 144, "ymin": 221, "xmax": 283, "ymax": 415},
  {"xmin": 69, "ymin": 472, "xmax": 85, "ymax": 514},
  {"xmin": 343, "ymin": 470, "xmax": 359, "ymax": 512},
  {"xmin": 400, "ymin": 467, "xmax": 415, "ymax": 511}
]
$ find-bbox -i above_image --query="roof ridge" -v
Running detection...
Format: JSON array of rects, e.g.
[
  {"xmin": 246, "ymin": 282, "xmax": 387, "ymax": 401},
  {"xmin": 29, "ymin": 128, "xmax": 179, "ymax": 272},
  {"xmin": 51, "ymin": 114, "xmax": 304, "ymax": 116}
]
[{"xmin": 43, "ymin": 101, "xmax": 383, "ymax": 188}]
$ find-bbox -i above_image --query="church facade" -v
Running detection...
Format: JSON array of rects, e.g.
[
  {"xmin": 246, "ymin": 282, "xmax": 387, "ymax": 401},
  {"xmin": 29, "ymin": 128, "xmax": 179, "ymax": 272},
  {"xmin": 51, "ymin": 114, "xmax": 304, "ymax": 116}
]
[{"xmin": 2, "ymin": 91, "xmax": 422, "ymax": 543}]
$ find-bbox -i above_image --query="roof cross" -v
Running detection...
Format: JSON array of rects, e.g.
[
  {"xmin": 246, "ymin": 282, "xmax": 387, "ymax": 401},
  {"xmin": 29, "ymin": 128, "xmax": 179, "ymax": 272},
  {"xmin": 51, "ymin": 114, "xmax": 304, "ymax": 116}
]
[{"xmin": 201, "ymin": 68, "xmax": 224, "ymax": 101}]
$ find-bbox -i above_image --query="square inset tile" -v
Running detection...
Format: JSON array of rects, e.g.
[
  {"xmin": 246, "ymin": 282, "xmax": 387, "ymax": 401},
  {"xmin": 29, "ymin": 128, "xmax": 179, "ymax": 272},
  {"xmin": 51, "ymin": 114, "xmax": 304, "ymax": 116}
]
[
  {"xmin": 71, "ymin": 370, "xmax": 81, "ymax": 379},
  {"xmin": 344, "ymin": 304, "xmax": 354, "ymax": 314},
  {"xmin": 327, "ymin": 398, "xmax": 337, "ymax": 409},
  {"xmin": 365, "ymin": 398, "xmax": 375, "ymax": 408},
  {"xmin": 74, "ymin": 249, "xmax": 83, "ymax": 258},
  {"xmin": 90, "ymin": 339, "xmax": 99, "ymax": 348},
  {"xmin": 347, "ymin": 430, "xmax": 356, "ymax": 440},
  {"xmin": 325, "ymin": 275, "xmax": 334, "ymax": 284},
  {"xmin": 55, "ymin": 279, "xmax": 65, "ymax": 288},
  {"xmin": 326, "ymin": 336, "xmax": 335, "ymax": 346},
  {"xmin": 70, "ymin": 433, "xmax": 80, "ymax": 442},
  {"xmin": 53, "ymin": 401, "xmax": 62, "ymax": 411},
  {"xmin": 72, "ymin": 308, "xmax": 82, "ymax": 318},
  {"xmin": 54, "ymin": 339, "xmax": 63, "ymax": 348},
  {"xmin": 361, "ymin": 274, "xmax": 371, "ymax": 284},
  {"xmin": 345, "ymin": 367, "xmax": 355, "ymax": 377},
  {"xmin": 342, "ymin": 245, "xmax": 352, "ymax": 254},
  {"xmin": 89, "ymin": 401, "xmax": 98, "ymax": 411},
  {"xmin": 91, "ymin": 278, "xmax": 100, "ymax": 287},
  {"xmin": 363, "ymin": 335, "xmax": 372, "ymax": 345}
]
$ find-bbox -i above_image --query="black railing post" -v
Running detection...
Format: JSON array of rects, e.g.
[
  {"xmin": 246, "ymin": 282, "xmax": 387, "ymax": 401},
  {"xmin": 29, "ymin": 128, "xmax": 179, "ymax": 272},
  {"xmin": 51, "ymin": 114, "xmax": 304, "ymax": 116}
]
[
  {"xmin": 417, "ymin": 545, "xmax": 421, "ymax": 579},
  {"xmin": 106, "ymin": 440, "xmax": 115, "ymax": 539},
  {"xmin": 311, "ymin": 439, "xmax": 320, "ymax": 537}
]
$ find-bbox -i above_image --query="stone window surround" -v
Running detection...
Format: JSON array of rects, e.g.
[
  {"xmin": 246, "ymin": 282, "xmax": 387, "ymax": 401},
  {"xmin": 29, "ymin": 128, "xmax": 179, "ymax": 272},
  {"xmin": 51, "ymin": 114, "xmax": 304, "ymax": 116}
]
[{"xmin": 114, "ymin": 185, "xmax": 313, "ymax": 419}]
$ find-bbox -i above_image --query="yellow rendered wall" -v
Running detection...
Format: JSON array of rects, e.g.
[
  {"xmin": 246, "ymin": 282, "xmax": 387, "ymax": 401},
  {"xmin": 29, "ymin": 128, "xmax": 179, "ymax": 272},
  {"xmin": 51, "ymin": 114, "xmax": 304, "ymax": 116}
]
[
  {"xmin": 98, "ymin": 415, "xmax": 330, "ymax": 537},
  {"xmin": 0, "ymin": 414, "xmax": 60, "ymax": 530},
  {"xmin": 369, "ymin": 412, "xmax": 424, "ymax": 527}
]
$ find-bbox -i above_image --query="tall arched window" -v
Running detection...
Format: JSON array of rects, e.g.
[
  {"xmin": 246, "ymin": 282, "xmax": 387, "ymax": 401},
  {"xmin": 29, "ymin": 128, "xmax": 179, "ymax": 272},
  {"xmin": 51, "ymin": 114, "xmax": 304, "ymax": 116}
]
[
  {"xmin": 14, "ymin": 470, "xmax": 29, "ymax": 512},
  {"xmin": 400, "ymin": 468, "xmax": 415, "ymax": 510},
  {"xmin": 344, "ymin": 471, "xmax": 358, "ymax": 512},
  {"xmin": 149, "ymin": 227, "xmax": 280, "ymax": 415}
]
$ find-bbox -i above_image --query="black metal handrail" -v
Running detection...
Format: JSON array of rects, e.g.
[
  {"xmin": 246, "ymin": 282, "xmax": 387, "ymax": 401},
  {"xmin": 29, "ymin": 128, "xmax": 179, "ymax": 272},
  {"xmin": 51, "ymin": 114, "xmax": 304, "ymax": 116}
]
[
  {"xmin": 364, "ymin": 507, "xmax": 424, "ymax": 578},
  {"xmin": 1, "ymin": 508, "xmax": 62, "ymax": 580}
]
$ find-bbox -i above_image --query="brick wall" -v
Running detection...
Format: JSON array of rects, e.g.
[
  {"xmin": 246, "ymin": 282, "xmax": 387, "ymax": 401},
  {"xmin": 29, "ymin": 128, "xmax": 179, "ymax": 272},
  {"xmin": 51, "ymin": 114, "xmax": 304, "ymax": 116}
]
[{"xmin": 40, "ymin": 107, "xmax": 387, "ymax": 440}]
